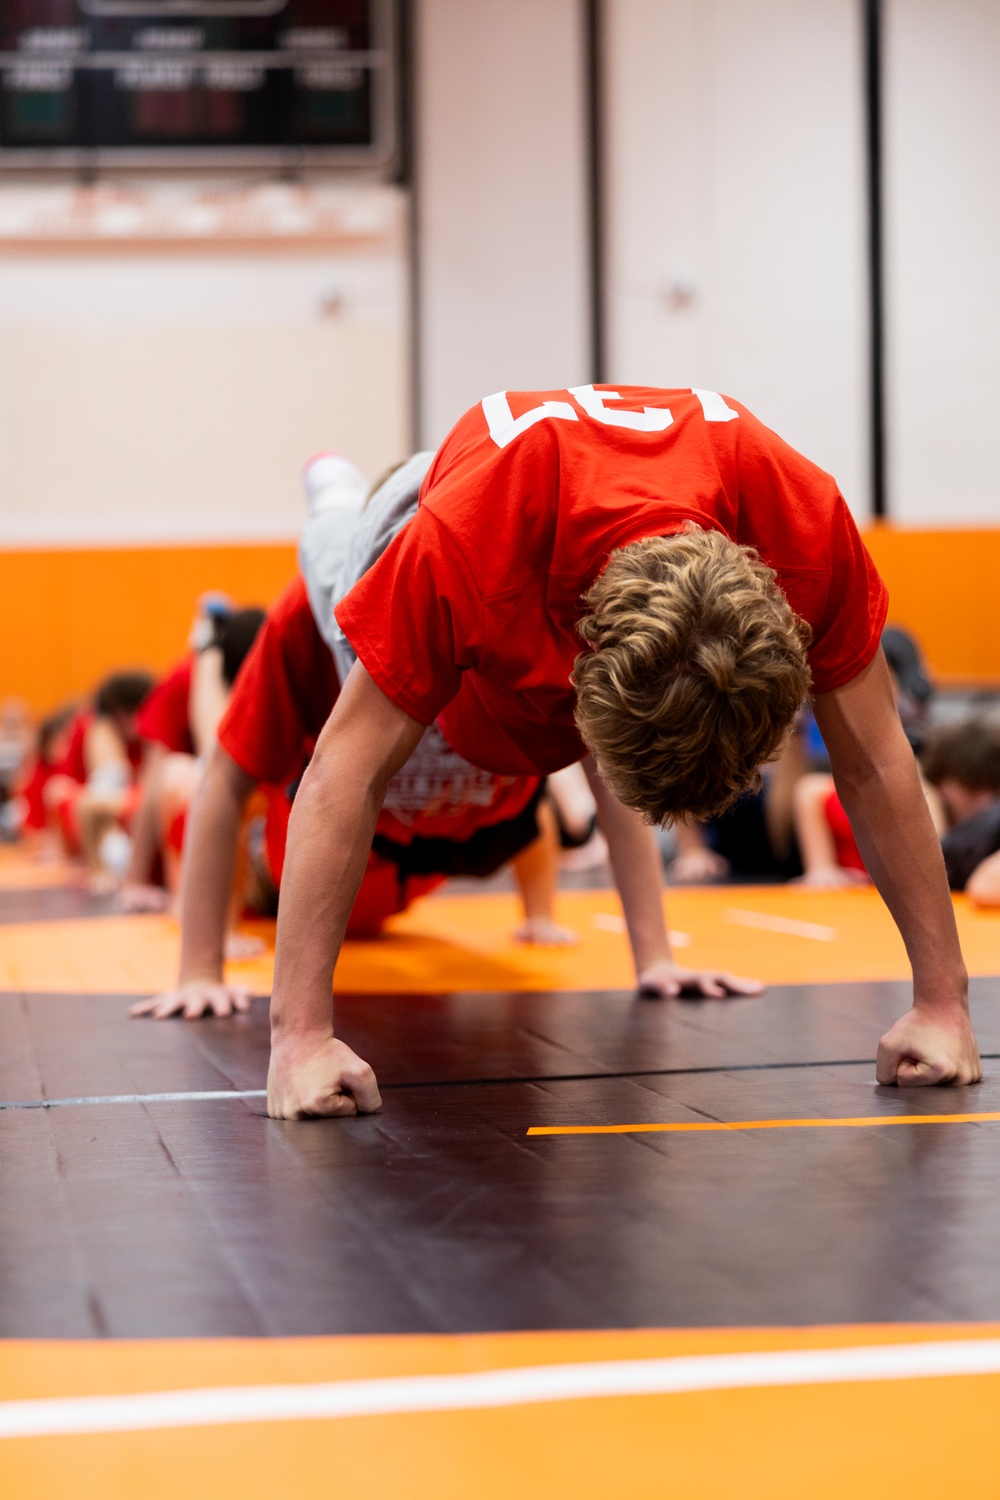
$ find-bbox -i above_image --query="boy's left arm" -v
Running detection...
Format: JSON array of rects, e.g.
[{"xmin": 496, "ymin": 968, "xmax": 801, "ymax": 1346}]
[
  {"xmin": 814, "ymin": 649, "xmax": 981, "ymax": 1086},
  {"xmin": 583, "ymin": 757, "xmax": 763, "ymax": 998}
]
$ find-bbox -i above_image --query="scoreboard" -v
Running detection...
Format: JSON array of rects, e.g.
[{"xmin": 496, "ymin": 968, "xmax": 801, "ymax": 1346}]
[{"xmin": 0, "ymin": 0, "xmax": 395, "ymax": 166}]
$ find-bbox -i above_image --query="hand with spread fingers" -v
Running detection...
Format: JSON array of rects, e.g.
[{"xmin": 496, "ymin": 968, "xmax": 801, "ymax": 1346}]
[
  {"xmin": 118, "ymin": 882, "xmax": 173, "ymax": 913},
  {"xmin": 129, "ymin": 978, "xmax": 253, "ymax": 1021},
  {"xmin": 267, "ymin": 1033, "xmax": 382, "ymax": 1119},
  {"xmin": 876, "ymin": 1006, "xmax": 982, "ymax": 1087},
  {"xmin": 514, "ymin": 915, "xmax": 578, "ymax": 947},
  {"xmin": 636, "ymin": 959, "xmax": 765, "ymax": 1000}
]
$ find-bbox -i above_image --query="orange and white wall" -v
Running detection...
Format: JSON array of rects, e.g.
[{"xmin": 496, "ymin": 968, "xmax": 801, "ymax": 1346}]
[{"xmin": 2, "ymin": 0, "xmax": 999, "ymax": 713}]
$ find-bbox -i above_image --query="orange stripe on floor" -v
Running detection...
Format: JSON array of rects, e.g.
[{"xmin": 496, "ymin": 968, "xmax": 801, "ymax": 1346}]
[
  {"xmin": 528, "ymin": 1112, "xmax": 1000, "ymax": 1136},
  {"xmin": 0, "ymin": 883, "xmax": 999, "ymax": 995},
  {"xmin": 1, "ymin": 1324, "xmax": 999, "ymax": 1499}
]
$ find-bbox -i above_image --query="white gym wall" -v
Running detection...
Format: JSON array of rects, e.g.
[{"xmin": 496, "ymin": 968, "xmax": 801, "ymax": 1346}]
[
  {"xmin": 603, "ymin": 0, "xmax": 870, "ymax": 518},
  {"xmin": 413, "ymin": 0, "xmax": 592, "ymax": 449},
  {"xmin": 884, "ymin": 0, "xmax": 1000, "ymax": 524},
  {"xmin": 0, "ymin": 186, "xmax": 409, "ymax": 546},
  {"xmin": 0, "ymin": 1, "xmax": 997, "ymax": 544}
]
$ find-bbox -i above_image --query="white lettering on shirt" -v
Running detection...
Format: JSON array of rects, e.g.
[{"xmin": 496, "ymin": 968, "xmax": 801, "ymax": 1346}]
[
  {"xmin": 568, "ymin": 384, "xmax": 674, "ymax": 432},
  {"xmin": 481, "ymin": 390, "xmax": 578, "ymax": 450},
  {"xmin": 382, "ymin": 723, "xmax": 512, "ymax": 823},
  {"xmin": 482, "ymin": 386, "xmax": 738, "ymax": 449},
  {"xmin": 692, "ymin": 388, "xmax": 739, "ymax": 422}
]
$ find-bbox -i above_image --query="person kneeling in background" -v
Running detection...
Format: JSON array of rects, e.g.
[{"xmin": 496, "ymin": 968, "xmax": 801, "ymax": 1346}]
[
  {"xmin": 44, "ymin": 671, "xmax": 154, "ymax": 887},
  {"xmin": 131, "ymin": 454, "xmax": 582, "ymax": 1022},
  {"xmin": 792, "ymin": 626, "xmax": 940, "ymax": 888},
  {"xmin": 920, "ymin": 718, "xmax": 1000, "ymax": 906},
  {"xmin": 119, "ymin": 603, "xmax": 266, "ymax": 912}
]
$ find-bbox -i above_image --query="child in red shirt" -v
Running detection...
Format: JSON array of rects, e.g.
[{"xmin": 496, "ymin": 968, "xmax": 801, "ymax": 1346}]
[
  {"xmin": 131, "ymin": 568, "xmax": 579, "ymax": 1020},
  {"xmin": 133, "ymin": 444, "xmax": 596, "ymax": 1021},
  {"xmin": 263, "ymin": 386, "xmax": 979, "ymax": 1117},
  {"xmin": 120, "ymin": 607, "xmax": 266, "ymax": 911},
  {"xmin": 44, "ymin": 672, "xmax": 153, "ymax": 880}
]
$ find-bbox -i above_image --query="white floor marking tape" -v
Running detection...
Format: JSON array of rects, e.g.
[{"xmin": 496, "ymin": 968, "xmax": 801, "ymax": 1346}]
[
  {"xmin": 725, "ymin": 908, "xmax": 837, "ymax": 942},
  {"xmin": 2, "ymin": 1340, "xmax": 1000, "ymax": 1439},
  {"xmin": 592, "ymin": 912, "xmax": 691, "ymax": 946},
  {"xmin": 0, "ymin": 1090, "xmax": 267, "ymax": 1111}
]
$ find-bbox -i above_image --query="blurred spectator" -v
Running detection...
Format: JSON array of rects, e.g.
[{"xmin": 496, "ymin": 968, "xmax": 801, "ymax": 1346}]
[
  {"xmin": 921, "ymin": 718, "xmax": 1000, "ymax": 905},
  {"xmin": 44, "ymin": 671, "xmax": 154, "ymax": 885},
  {"xmin": 120, "ymin": 606, "xmax": 266, "ymax": 912},
  {"xmin": 792, "ymin": 627, "xmax": 937, "ymax": 887},
  {"xmin": 881, "ymin": 625, "xmax": 934, "ymax": 750},
  {"xmin": 13, "ymin": 705, "xmax": 76, "ymax": 847},
  {"xmin": 669, "ymin": 719, "xmax": 807, "ymax": 882},
  {"xmin": 0, "ymin": 697, "xmax": 33, "ymax": 841}
]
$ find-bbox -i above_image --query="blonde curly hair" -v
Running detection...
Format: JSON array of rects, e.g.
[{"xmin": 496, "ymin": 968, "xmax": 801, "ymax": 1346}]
[{"xmin": 573, "ymin": 529, "xmax": 812, "ymax": 822}]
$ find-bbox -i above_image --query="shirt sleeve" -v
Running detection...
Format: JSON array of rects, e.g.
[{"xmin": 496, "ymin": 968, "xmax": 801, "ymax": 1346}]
[
  {"xmin": 217, "ymin": 603, "xmax": 315, "ymax": 785},
  {"xmin": 136, "ymin": 663, "xmax": 194, "ymax": 754},
  {"xmin": 803, "ymin": 496, "xmax": 888, "ymax": 694},
  {"xmin": 334, "ymin": 507, "xmax": 486, "ymax": 725},
  {"xmin": 724, "ymin": 403, "xmax": 888, "ymax": 697}
]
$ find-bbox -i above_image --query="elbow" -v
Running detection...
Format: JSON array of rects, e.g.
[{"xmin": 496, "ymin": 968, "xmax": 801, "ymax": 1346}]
[{"xmin": 831, "ymin": 739, "xmax": 917, "ymax": 802}]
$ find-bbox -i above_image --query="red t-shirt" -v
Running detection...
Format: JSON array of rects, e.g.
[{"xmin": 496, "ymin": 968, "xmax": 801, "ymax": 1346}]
[
  {"xmin": 20, "ymin": 758, "xmax": 53, "ymax": 830},
  {"xmin": 217, "ymin": 576, "xmax": 538, "ymax": 844},
  {"xmin": 55, "ymin": 714, "xmax": 90, "ymax": 784},
  {"xmin": 136, "ymin": 660, "xmax": 195, "ymax": 755},
  {"xmin": 54, "ymin": 712, "xmax": 144, "ymax": 784},
  {"xmin": 335, "ymin": 386, "xmax": 889, "ymax": 776}
]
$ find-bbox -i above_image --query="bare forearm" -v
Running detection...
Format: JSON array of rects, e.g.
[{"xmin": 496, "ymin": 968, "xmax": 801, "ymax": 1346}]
[
  {"xmin": 126, "ymin": 750, "xmax": 166, "ymax": 885},
  {"xmin": 265, "ymin": 664, "xmax": 425, "ymax": 1120},
  {"xmin": 269, "ymin": 759, "xmax": 384, "ymax": 1038},
  {"xmin": 585, "ymin": 760, "xmax": 671, "ymax": 973},
  {"xmin": 189, "ymin": 648, "xmax": 228, "ymax": 756},
  {"xmin": 835, "ymin": 750, "xmax": 967, "ymax": 1007},
  {"xmin": 178, "ymin": 753, "xmax": 251, "ymax": 982}
]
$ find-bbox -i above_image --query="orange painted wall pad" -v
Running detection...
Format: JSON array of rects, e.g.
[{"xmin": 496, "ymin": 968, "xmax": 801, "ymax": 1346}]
[
  {"xmin": 0, "ymin": 542, "xmax": 297, "ymax": 714},
  {"xmin": 529, "ymin": 1112, "xmax": 1000, "ymax": 1136},
  {"xmin": 0, "ymin": 881, "xmax": 999, "ymax": 994},
  {"xmin": 2, "ymin": 1324, "xmax": 1000, "ymax": 1500},
  {"xmin": 6, "ymin": 526, "xmax": 1000, "ymax": 711}
]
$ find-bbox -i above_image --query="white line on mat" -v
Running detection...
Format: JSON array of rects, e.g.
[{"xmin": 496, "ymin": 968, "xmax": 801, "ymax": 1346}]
[
  {"xmin": 0, "ymin": 1090, "xmax": 266, "ymax": 1111},
  {"xmin": 1, "ymin": 1340, "xmax": 999, "ymax": 1439},
  {"xmin": 725, "ymin": 908, "xmax": 837, "ymax": 942},
  {"xmin": 593, "ymin": 912, "xmax": 691, "ymax": 946}
]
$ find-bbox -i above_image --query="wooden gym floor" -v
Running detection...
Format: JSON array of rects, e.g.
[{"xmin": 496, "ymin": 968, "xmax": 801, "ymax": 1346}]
[{"xmin": 2, "ymin": 845, "xmax": 1000, "ymax": 1496}]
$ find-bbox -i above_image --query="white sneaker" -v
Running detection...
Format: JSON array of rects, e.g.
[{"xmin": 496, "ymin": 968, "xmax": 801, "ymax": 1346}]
[{"xmin": 302, "ymin": 453, "xmax": 369, "ymax": 518}]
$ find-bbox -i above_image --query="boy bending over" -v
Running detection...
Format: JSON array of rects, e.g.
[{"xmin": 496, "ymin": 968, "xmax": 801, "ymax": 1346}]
[
  {"xmin": 263, "ymin": 387, "xmax": 980, "ymax": 1118},
  {"xmin": 136, "ymin": 451, "xmax": 753, "ymax": 1021}
]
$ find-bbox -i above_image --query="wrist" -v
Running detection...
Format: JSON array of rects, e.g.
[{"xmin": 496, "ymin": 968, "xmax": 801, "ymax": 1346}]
[
  {"xmin": 634, "ymin": 944, "xmax": 674, "ymax": 973},
  {"xmin": 179, "ymin": 961, "xmax": 224, "ymax": 985},
  {"xmin": 270, "ymin": 1024, "xmax": 336, "ymax": 1055},
  {"xmin": 912, "ymin": 973, "xmax": 969, "ymax": 1017},
  {"xmin": 270, "ymin": 994, "xmax": 335, "ymax": 1045}
]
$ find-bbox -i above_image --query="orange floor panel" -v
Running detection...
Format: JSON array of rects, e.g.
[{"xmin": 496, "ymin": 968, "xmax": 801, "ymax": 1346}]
[
  {"xmin": 2, "ymin": 1324, "xmax": 999, "ymax": 1500},
  {"xmin": 0, "ymin": 848, "xmax": 80, "ymax": 890},
  {"xmin": 0, "ymin": 884, "xmax": 999, "ymax": 995}
]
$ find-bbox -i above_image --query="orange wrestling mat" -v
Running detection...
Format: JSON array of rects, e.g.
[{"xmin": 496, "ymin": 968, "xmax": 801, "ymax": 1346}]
[
  {"xmin": 0, "ymin": 884, "xmax": 999, "ymax": 994},
  {"xmin": 2, "ymin": 1323, "xmax": 999, "ymax": 1499},
  {"xmin": 0, "ymin": 847, "xmax": 80, "ymax": 890}
]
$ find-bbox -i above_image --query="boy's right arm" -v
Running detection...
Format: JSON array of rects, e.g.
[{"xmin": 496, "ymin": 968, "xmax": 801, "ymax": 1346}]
[
  {"xmin": 267, "ymin": 663, "xmax": 426, "ymax": 1119},
  {"xmin": 129, "ymin": 744, "xmax": 255, "ymax": 1019}
]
